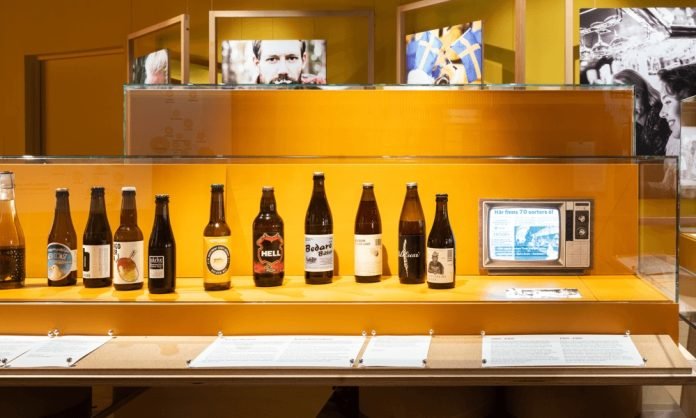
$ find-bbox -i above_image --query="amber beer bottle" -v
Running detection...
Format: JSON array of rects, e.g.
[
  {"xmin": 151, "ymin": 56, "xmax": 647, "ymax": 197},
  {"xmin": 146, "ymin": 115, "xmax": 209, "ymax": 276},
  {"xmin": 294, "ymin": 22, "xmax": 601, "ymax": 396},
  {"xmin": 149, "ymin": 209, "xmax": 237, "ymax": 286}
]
[
  {"xmin": 305, "ymin": 172, "xmax": 333, "ymax": 284},
  {"xmin": 354, "ymin": 183, "xmax": 382, "ymax": 283},
  {"xmin": 203, "ymin": 184, "xmax": 231, "ymax": 291},
  {"xmin": 47, "ymin": 188, "xmax": 77, "ymax": 286},
  {"xmin": 427, "ymin": 194, "xmax": 456, "ymax": 289},
  {"xmin": 83, "ymin": 187, "xmax": 113, "ymax": 288},
  {"xmin": 0, "ymin": 172, "xmax": 25, "ymax": 289},
  {"xmin": 252, "ymin": 186, "xmax": 284, "ymax": 287},
  {"xmin": 113, "ymin": 187, "xmax": 144, "ymax": 291},
  {"xmin": 398, "ymin": 182, "xmax": 426, "ymax": 284},
  {"xmin": 148, "ymin": 195, "xmax": 176, "ymax": 294}
]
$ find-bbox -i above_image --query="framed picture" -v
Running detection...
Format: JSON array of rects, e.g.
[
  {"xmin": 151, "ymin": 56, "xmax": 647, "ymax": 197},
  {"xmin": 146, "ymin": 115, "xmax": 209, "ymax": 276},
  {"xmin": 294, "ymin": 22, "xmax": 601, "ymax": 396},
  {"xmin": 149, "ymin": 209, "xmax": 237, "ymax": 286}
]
[
  {"xmin": 221, "ymin": 40, "xmax": 326, "ymax": 85},
  {"xmin": 131, "ymin": 49, "xmax": 170, "ymax": 85}
]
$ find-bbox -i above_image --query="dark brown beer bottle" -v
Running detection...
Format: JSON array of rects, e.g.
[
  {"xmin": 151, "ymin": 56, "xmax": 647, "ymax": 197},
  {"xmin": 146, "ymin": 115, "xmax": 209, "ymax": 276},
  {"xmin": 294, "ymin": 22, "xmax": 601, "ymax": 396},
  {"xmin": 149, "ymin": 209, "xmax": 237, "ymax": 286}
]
[
  {"xmin": 398, "ymin": 182, "xmax": 426, "ymax": 284},
  {"xmin": 148, "ymin": 195, "xmax": 176, "ymax": 294},
  {"xmin": 203, "ymin": 184, "xmax": 231, "ymax": 291},
  {"xmin": 305, "ymin": 172, "xmax": 333, "ymax": 284},
  {"xmin": 47, "ymin": 188, "xmax": 77, "ymax": 286},
  {"xmin": 0, "ymin": 172, "xmax": 25, "ymax": 289},
  {"xmin": 113, "ymin": 187, "xmax": 144, "ymax": 291},
  {"xmin": 253, "ymin": 186, "xmax": 284, "ymax": 287},
  {"xmin": 354, "ymin": 183, "xmax": 382, "ymax": 283},
  {"xmin": 83, "ymin": 187, "xmax": 112, "ymax": 288},
  {"xmin": 427, "ymin": 194, "xmax": 455, "ymax": 289}
]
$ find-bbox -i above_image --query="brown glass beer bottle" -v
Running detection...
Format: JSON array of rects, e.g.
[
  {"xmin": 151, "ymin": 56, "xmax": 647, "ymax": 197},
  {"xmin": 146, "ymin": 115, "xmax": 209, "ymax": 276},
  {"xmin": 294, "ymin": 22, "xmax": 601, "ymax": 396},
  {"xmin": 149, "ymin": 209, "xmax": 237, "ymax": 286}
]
[
  {"xmin": 253, "ymin": 186, "xmax": 284, "ymax": 287},
  {"xmin": 427, "ymin": 194, "xmax": 456, "ymax": 289},
  {"xmin": 305, "ymin": 172, "xmax": 333, "ymax": 284},
  {"xmin": 113, "ymin": 187, "xmax": 144, "ymax": 291},
  {"xmin": 354, "ymin": 183, "xmax": 382, "ymax": 283},
  {"xmin": 47, "ymin": 188, "xmax": 77, "ymax": 286},
  {"xmin": 0, "ymin": 172, "xmax": 25, "ymax": 289},
  {"xmin": 398, "ymin": 182, "xmax": 426, "ymax": 284},
  {"xmin": 203, "ymin": 184, "xmax": 231, "ymax": 291},
  {"xmin": 148, "ymin": 195, "xmax": 176, "ymax": 294},
  {"xmin": 83, "ymin": 187, "xmax": 113, "ymax": 288}
]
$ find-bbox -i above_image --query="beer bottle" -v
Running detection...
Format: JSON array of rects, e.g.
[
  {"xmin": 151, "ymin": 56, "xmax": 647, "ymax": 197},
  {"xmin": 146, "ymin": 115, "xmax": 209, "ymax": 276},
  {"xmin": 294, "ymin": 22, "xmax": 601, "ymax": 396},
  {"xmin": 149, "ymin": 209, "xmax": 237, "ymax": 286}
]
[
  {"xmin": 427, "ymin": 194, "xmax": 456, "ymax": 289},
  {"xmin": 252, "ymin": 186, "xmax": 284, "ymax": 287},
  {"xmin": 398, "ymin": 182, "xmax": 426, "ymax": 284},
  {"xmin": 203, "ymin": 184, "xmax": 231, "ymax": 291},
  {"xmin": 83, "ymin": 186, "xmax": 112, "ymax": 288},
  {"xmin": 0, "ymin": 172, "xmax": 25, "ymax": 289},
  {"xmin": 148, "ymin": 195, "xmax": 176, "ymax": 294},
  {"xmin": 47, "ymin": 188, "xmax": 77, "ymax": 286},
  {"xmin": 354, "ymin": 183, "xmax": 382, "ymax": 283},
  {"xmin": 304, "ymin": 172, "xmax": 333, "ymax": 284},
  {"xmin": 113, "ymin": 187, "xmax": 144, "ymax": 291}
]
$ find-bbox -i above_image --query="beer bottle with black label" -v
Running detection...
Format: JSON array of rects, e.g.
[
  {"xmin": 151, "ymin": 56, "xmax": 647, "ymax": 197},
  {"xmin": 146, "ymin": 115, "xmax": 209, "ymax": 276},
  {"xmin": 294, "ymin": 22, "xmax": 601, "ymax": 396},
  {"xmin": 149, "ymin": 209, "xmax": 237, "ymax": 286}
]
[
  {"xmin": 0, "ymin": 172, "xmax": 25, "ymax": 289},
  {"xmin": 305, "ymin": 172, "xmax": 333, "ymax": 284},
  {"xmin": 354, "ymin": 183, "xmax": 382, "ymax": 283},
  {"xmin": 252, "ymin": 186, "xmax": 284, "ymax": 287},
  {"xmin": 83, "ymin": 187, "xmax": 112, "ymax": 288},
  {"xmin": 113, "ymin": 187, "xmax": 144, "ymax": 291},
  {"xmin": 398, "ymin": 182, "xmax": 425, "ymax": 284},
  {"xmin": 148, "ymin": 195, "xmax": 176, "ymax": 294},
  {"xmin": 203, "ymin": 184, "xmax": 231, "ymax": 291},
  {"xmin": 427, "ymin": 194, "xmax": 455, "ymax": 289},
  {"xmin": 47, "ymin": 188, "xmax": 77, "ymax": 286}
]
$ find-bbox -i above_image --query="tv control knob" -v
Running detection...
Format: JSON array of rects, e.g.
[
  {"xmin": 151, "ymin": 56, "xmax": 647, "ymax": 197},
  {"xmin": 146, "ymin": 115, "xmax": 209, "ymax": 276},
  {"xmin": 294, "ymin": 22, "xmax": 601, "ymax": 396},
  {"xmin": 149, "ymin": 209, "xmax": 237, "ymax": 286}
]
[
  {"xmin": 577, "ymin": 227, "xmax": 587, "ymax": 238},
  {"xmin": 577, "ymin": 214, "xmax": 587, "ymax": 223}
]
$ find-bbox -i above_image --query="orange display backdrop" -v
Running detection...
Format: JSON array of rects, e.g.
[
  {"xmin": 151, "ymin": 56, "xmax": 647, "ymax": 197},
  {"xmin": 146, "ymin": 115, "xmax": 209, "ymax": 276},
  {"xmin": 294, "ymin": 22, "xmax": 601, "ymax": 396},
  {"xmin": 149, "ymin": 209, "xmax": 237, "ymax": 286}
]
[{"xmin": 125, "ymin": 87, "xmax": 634, "ymax": 156}]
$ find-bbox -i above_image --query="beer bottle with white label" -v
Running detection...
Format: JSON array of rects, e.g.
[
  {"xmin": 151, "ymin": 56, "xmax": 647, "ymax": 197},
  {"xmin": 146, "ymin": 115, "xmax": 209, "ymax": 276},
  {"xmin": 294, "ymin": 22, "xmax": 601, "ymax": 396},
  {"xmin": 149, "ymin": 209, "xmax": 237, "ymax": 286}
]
[
  {"xmin": 203, "ymin": 184, "xmax": 231, "ymax": 291},
  {"xmin": 0, "ymin": 172, "xmax": 25, "ymax": 289},
  {"xmin": 83, "ymin": 187, "xmax": 112, "ymax": 288},
  {"xmin": 113, "ymin": 187, "xmax": 144, "ymax": 291},
  {"xmin": 148, "ymin": 195, "xmax": 176, "ymax": 294},
  {"xmin": 47, "ymin": 188, "xmax": 77, "ymax": 286},
  {"xmin": 427, "ymin": 194, "xmax": 455, "ymax": 289},
  {"xmin": 398, "ymin": 182, "xmax": 425, "ymax": 284},
  {"xmin": 305, "ymin": 172, "xmax": 333, "ymax": 284},
  {"xmin": 354, "ymin": 183, "xmax": 382, "ymax": 283},
  {"xmin": 252, "ymin": 186, "xmax": 284, "ymax": 287}
]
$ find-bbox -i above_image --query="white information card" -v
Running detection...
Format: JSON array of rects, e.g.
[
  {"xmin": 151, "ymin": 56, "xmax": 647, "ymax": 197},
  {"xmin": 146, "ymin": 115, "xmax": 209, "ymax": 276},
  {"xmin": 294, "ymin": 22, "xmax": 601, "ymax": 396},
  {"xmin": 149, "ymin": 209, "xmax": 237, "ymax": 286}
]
[
  {"xmin": 360, "ymin": 336, "xmax": 432, "ymax": 368},
  {"xmin": 481, "ymin": 334, "xmax": 644, "ymax": 368},
  {"xmin": 188, "ymin": 336, "xmax": 365, "ymax": 368},
  {"xmin": 0, "ymin": 336, "xmax": 49, "ymax": 366},
  {"xmin": 8, "ymin": 336, "xmax": 112, "ymax": 368}
]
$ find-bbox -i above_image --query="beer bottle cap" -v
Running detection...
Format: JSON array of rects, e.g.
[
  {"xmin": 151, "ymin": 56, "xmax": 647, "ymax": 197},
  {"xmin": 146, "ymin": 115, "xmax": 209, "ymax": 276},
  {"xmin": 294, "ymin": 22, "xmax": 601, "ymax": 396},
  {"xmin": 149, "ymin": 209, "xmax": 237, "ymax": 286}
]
[
  {"xmin": 90, "ymin": 186, "xmax": 105, "ymax": 194},
  {"xmin": 121, "ymin": 186, "xmax": 136, "ymax": 193},
  {"xmin": 0, "ymin": 172, "xmax": 14, "ymax": 189},
  {"xmin": 436, "ymin": 193, "xmax": 448, "ymax": 200},
  {"xmin": 56, "ymin": 188, "xmax": 69, "ymax": 196},
  {"xmin": 155, "ymin": 194, "xmax": 169, "ymax": 202},
  {"xmin": 211, "ymin": 184, "xmax": 224, "ymax": 191},
  {"xmin": 262, "ymin": 186, "xmax": 274, "ymax": 191},
  {"xmin": 313, "ymin": 171, "xmax": 325, "ymax": 178},
  {"xmin": 362, "ymin": 183, "xmax": 374, "ymax": 188},
  {"xmin": 406, "ymin": 182, "xmax": 418, "ymax": 188}
]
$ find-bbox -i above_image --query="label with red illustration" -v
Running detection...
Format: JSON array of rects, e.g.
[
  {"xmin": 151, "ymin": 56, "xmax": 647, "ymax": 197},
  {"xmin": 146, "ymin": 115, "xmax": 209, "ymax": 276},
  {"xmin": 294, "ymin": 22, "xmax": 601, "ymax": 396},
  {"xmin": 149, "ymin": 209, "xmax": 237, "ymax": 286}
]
[{"xmin": 254, "ymin": 232, "xmax": 284, "ymax": 274}]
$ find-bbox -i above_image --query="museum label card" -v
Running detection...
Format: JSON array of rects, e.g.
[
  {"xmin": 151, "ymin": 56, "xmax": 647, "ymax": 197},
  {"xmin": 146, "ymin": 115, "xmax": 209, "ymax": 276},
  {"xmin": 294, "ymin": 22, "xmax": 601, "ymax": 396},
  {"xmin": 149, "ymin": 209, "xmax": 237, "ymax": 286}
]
[
  {"xmin": 188, "ymin": 336, "xmax": 365, "ymax": 368},
  {"xmin": 8, "ymin": 336, "xmax": 112, "ymax": 368},
  {"xmin": 360, "ymin": 336, "xmax": 432, "ymax": 368},
  {"xmin": 505, "ymin": 288, "xmax": 581, "ymax": 299},
  {"xmin": 0, "ymin": 336, "xmax": 48, "ymax": 366},
  {"xmin": 482, "ymin": 335, "xmax": 644, "ymax": 368}
]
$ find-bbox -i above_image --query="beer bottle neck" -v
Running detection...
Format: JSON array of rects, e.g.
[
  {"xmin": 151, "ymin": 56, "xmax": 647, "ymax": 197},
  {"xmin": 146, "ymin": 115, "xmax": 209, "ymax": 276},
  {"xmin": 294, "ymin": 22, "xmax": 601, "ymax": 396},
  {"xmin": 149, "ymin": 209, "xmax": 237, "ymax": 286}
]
[
  {"xmin": 360, "ymin": 188, "xmax": 376, "ymax": 202},
  {"xmin": 434, "ymin": 200, "xmax": 449, "ymax": 225},
  {"xmin": 155, "ymin": 202, "xmax": 170, "ymax": 222},
  {"xmin": 89, "ymin": 193, "xmax": 106, "ymax": 215},
  {"xmin": 209, "ymin": 191, "xmax": 225, "ymax": 222},
  {"xmin": 54, "ymin": 194, "xmax": 73, "ymax": 225},
  {"xmin": 260, "ymin": 191, "xmax": 276, "ymax": 213},
  {"xmin": 0, "ymin": 187, "xmax": 15, "ymax": 202},
  {"xmin": 120, "ymin": 193, "xmax": 137, "ymax": 226}
]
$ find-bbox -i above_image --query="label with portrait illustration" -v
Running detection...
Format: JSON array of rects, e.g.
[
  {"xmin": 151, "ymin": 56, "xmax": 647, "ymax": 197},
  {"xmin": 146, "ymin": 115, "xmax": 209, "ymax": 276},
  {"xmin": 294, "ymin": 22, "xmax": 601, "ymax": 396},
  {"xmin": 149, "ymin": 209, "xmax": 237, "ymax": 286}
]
[
  {"xmin": 204, "ymin": 236, "xmax": 231, "ymax": 283},
  {"xmin": 398, "ymin": 234, "xmax": 425, "ymax": 280},
  {"xmin": 426, "ymin": 247, "xmax": 454, "ymax": 284},
  {"xmin": 47, "ymin": 243, "xmax": 76, "ymax": 281},
  {"xmin": 83, "ymin": 244, "xmax": 111, "ymax": 279},
  {"xmin": 254, "ymin": 232, "xmax": 284, "ymax": 274},
  {"xmin": 305, "ymin": 234, "xmax": 333, "ymax": 272},
  {"xmin": 113, "ymin": 241, "xmax": 144, "ymax": 285},
  {"xmin": 354, "ymin": 234, "xmax": 382, "ymax": 276}
]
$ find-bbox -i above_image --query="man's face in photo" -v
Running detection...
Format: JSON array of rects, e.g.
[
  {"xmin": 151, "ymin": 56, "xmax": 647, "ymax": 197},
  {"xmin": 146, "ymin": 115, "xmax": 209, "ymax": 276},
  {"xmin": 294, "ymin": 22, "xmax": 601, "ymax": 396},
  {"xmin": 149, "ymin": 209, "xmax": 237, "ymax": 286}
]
[{"xmin": 256, "ymin": 40, "xmax": 306, "ymax": 84}]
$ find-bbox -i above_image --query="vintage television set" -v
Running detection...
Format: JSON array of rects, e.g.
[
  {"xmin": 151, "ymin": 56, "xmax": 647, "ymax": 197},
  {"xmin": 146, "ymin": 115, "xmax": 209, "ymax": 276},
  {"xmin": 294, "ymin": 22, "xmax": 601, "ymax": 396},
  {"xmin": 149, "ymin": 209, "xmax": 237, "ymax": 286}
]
[{"xmin": 480, "ymin": 199, "xmax": 593, "ymax": 274}]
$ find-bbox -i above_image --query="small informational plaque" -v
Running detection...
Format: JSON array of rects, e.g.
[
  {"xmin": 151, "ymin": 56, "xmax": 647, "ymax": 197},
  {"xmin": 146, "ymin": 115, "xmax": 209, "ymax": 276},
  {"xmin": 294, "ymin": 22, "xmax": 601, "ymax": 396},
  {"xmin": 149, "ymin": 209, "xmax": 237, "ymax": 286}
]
[
  {"xmin": 482, "ymin": 335, "xmax": 644, "ymax": 368},
  {"xmin": 0, "ymin": 336, "xmax": 48, "ymax": 366},
  {"xmin": 188, "ymin": 336, "xmax": 365, "ymax": 368},
  {"xmin": 505, "ymin": 288, "xmax": 581, "ymax": 299},
  {"xmin": 8, "ymin": 336, "xmax": 112, "ymax": 368},
  {"xmin": 360, "ymin": 336, "xmax": 432, "ymax": 368}
]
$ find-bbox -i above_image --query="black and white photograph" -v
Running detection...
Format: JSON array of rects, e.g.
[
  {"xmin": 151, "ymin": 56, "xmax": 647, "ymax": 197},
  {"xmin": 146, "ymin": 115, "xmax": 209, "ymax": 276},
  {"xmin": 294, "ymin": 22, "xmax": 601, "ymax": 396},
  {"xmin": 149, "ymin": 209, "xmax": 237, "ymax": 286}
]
[
  {"xmin": 580, "ymin": 8, "xmax": 696, "ymax": 189},
  {"xmin": 131, "ymin": 48, "xmax": 170, "ymax": 85},
  {"xmin": 221, "ymin": 40, "xmax": 327, "ymax": 85}
]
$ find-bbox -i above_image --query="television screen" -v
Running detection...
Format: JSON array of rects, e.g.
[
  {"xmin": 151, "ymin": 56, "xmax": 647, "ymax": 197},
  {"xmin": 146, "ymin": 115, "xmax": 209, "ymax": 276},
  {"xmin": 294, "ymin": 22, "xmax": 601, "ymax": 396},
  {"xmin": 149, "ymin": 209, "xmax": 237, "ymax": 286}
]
[{"xmin": 488, "ymin": 207, "xmax": 560, "ymax": 262}]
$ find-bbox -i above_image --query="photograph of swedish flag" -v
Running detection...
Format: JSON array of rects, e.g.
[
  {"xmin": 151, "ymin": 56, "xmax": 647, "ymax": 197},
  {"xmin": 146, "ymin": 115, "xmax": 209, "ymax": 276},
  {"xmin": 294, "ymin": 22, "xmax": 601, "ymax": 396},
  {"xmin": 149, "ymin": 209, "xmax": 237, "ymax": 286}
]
[{"xmin": 405, "ymin": 21, "xmax": 483, "ymax": 85}]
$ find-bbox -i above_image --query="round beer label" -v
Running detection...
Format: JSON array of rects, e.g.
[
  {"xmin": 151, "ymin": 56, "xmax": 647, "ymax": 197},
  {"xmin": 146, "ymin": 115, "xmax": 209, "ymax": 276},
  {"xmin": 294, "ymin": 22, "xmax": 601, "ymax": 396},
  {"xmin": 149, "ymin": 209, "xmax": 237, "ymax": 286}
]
[
  {"xmin": 206, "ymin": 245, "xmax": 230, "ymax": 275},
  {"xmin": 47, "ymin": 243, "xmax": 73, "ymax": 281}
]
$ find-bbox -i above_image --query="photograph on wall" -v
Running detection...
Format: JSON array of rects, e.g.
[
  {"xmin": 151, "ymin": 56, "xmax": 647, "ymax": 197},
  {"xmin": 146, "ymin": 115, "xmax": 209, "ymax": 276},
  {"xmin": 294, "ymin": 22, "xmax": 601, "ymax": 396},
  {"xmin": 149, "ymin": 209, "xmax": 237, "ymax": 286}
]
[
  {"xmin": 221, "ymin": 40, "xmax": 326, "ymax": 85},
  {"xmin": 405, "ymin": 21, "xmax": 483, "ymax": 85},
  {"xmin": 132, "ymin": 49, "xmax": 170, "ymax": 85},
  {"xmin": 579, "ymin": 8, "xmax": 696, "ymax": 190}
]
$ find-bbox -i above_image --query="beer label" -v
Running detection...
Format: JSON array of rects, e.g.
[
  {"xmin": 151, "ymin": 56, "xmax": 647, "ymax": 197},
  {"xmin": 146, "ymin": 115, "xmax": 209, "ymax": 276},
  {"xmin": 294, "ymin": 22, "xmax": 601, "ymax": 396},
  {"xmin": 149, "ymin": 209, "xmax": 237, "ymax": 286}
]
[
  {"xmin": 305, "ymin": 234, "xmax": 333, "ymax": 272},
  {"xmin": 254, "ymin": 232, "xmax": 284, "ymax": 274},
  {"xmin": 204, "ymin": 236, "xmax": 231, "ymax": 283},
  {"xmin": 354, "ymin": 234, "xmax": 382, "ymax": 276},
  {"xmin": 398, "ymin": 234, "xmax": 425, "ymax": 280},
  {"xmin": 47, "ymin": 243, "xmax": 75, "ymax": 281},
  {"xmin": 113, "ymin": 241, "xmax": 144, "ymax": 285},
  {"xmin": 426, "ymin": 247, "xmax": 454, "ymax": 284},
  {"xmin": 149, "ymin": 255, "xmax": 165, "ymax": 279},
  {"xmin": 83, "ymin": 244, "xmax": 110, "ymax": 279}
]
